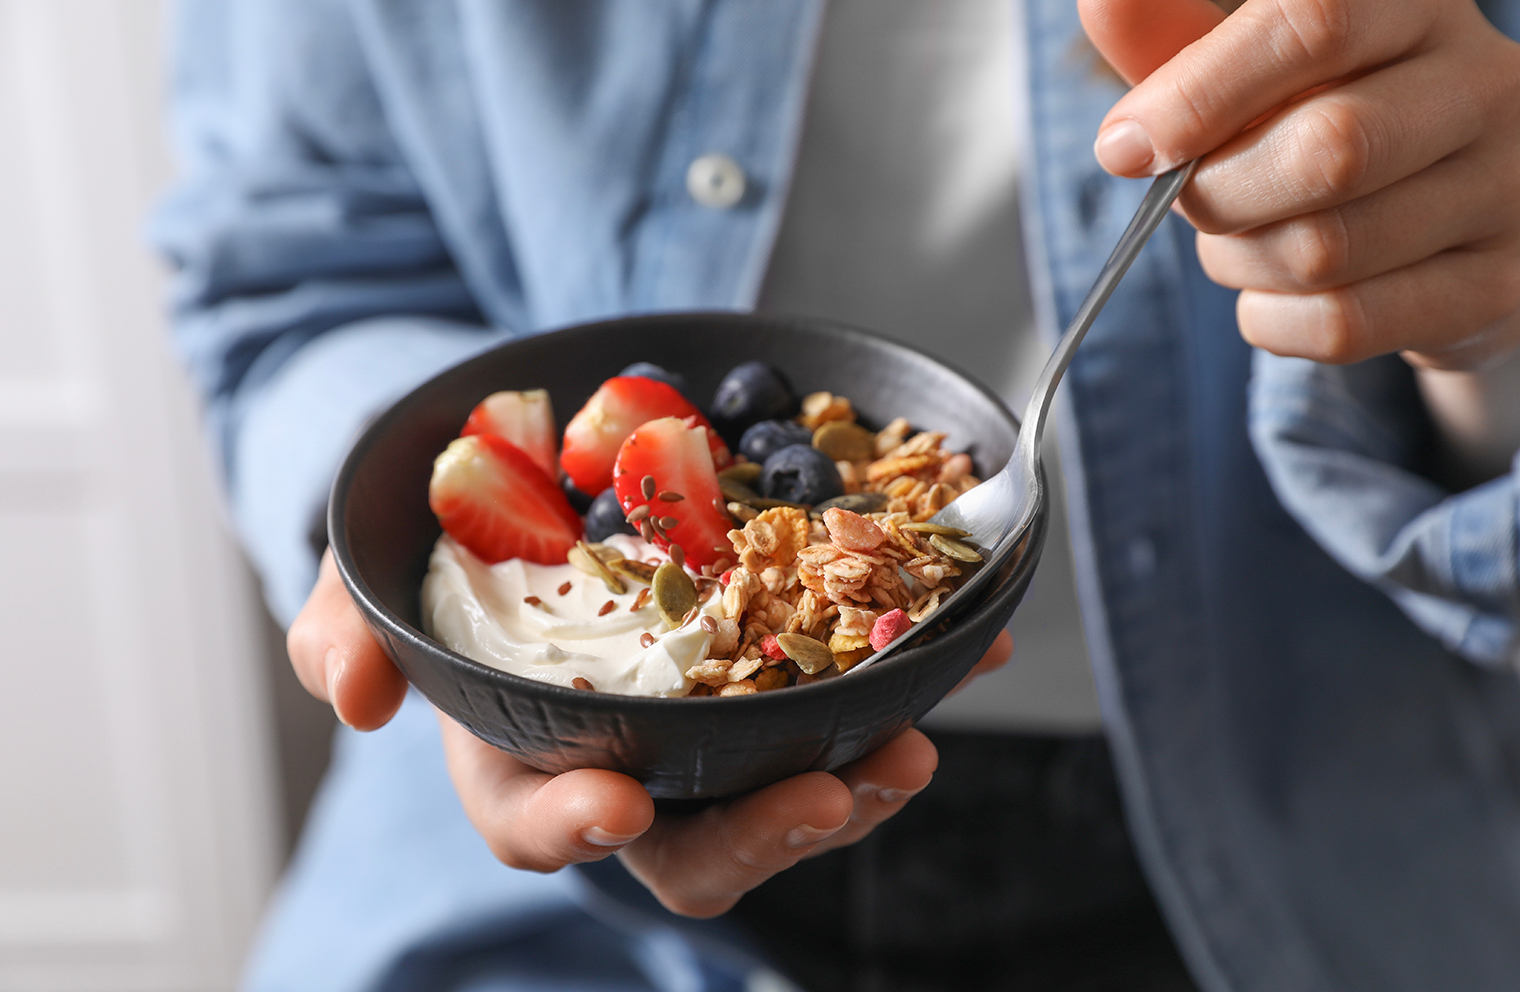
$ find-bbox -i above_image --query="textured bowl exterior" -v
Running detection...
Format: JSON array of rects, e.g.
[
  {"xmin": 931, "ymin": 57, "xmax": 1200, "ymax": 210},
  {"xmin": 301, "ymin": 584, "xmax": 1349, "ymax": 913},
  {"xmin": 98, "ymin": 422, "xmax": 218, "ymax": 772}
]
[{"xmin": 331, "ymin": 312, "xmax": 1040, "ymax": 798}]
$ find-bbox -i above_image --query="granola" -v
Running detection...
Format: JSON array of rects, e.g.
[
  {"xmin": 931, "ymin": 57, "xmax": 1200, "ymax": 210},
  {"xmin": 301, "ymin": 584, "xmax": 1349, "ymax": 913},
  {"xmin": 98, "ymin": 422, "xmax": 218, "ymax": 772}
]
[{"xmin": 684, "ymin": 400, "xmax": 982, "ymax": 691}]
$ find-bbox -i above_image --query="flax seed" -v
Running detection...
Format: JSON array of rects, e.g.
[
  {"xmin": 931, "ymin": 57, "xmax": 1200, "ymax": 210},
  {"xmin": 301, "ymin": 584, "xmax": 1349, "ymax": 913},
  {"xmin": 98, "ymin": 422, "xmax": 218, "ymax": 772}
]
[
  {"xmin": 598, "ymin": 600, "xmax": 617, "ymax": 616},
  {"xmin": 639, "ymin": 632, "xmax": 656, "ymax": 648},
  {"xmin": 626, "ymin": 504, "xmax": 650, "ymax": 523},
  {"xmin": 557, "ymin": 581, "xmax": 572, "ymax": 596},
  {"xmin": 640, "ymin": 475, "xmax": 657, "ymax": 500},
  {"xmin": 700, "ymin": 615, "xmax": 719, "ymax": 634},
  {"xmin": 658, "ymin": 490, "xmax": 684, "ymax": 502},
  {"xmin": 523, "ymin": 596, "xmax": 541, "ymax": 606},
  {"xmin": 668, "ymin": 544, "xmax": 685, "ymax": 568},
  {"xmin": 572, "ymin": 677, "xmax": 595, "ymax": 691},
  {"xmin": 631, "ymin": 587, "xmax": 651, "ymax": 611},
  {"xmin": 659, "ymin": 516, "xmax": 680, "ymax": 530},
  {"xmin": 640, "ymin": 520, "xmax": 656, "ymax": 542}
]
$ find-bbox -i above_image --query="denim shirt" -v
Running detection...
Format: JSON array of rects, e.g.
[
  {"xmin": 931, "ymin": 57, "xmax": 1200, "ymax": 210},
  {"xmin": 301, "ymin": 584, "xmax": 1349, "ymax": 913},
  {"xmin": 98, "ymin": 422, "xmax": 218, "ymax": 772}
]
[{"xmin": 151, "ymin": 1, "xmax": 1520, "ymax": 989}]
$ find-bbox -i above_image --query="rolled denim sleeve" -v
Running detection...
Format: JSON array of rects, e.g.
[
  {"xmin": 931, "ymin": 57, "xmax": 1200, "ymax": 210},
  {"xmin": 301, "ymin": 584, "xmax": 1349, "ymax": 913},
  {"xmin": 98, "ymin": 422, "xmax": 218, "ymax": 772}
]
[
  {"xmin": 147, "ymin": 0, "xmax": 498, "ymax": 624},
  {"xmin": 1249, "ymin": 350, "xmax": 1520, "ymax": 667}
]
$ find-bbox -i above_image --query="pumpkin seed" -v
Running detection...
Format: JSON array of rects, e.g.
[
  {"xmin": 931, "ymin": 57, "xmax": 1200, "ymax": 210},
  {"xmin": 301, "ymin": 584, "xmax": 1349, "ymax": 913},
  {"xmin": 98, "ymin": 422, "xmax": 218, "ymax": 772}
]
[
  {"xmin": 929, "ymin": 533, "xmax": 984, "ymax": 562},
  {"xmin": 570, "ymin": 540, "xmax": 627, "ymax": 595},
  {"xmin": 726, "ymin": 501, "xmax": 759, "ymax": 522},
  {"xmin": 812, "ymin": 491, "xmax": 889, "ymax": 515},
  {"xmin": 775, "ymin": 633, "xmax": 835, "ymax": 675},
  {"xmin": 902, "ymin": 521, "xmax": 972, "ymax": 537},
  {"xmin": 609, "ymin": 558, "xmax": 657, "ymax": 584},
  {"xmin": 718, "ymin": 462, "xmax": 763, "ymax": 487},
  {"xmin": 652, "ymin": 561, "xmax": 698, "ymax": 628},
  {"xmin": 749, "ymin": 496, "xmax": 810, "ymax": 511},
  {"xmin": 813, "ymin": 420, "xmax": 877, "ymax": 462},
  {"xmin": 719, "ymin": 475, "xmax": 761, "ymax": 505}
]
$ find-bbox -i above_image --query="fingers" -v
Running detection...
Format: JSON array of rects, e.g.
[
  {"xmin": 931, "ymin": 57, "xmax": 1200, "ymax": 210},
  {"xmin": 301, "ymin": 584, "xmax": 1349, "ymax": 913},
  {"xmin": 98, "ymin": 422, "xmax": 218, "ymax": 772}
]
[
  {"xmin": 1088, "ymin": 0, "xmax": 1441, "ymax": 176},
  {"xmin": 1197, "ymin": 150, "xmax": 1509, "ymax": 292},
  {"xmin": 950, "ymin": 629, "xmax": 1014, "ymax": 695},
  {"xmin": 1078, "ymin": 0, "xmax": 1226, "ymax": 86},
  {"xmin": 438, "ymin": 714, "xmax": 656, "ymax": 872},
  {"xmin": 1237, "ymin": 245, "xmax": 1520, "ymax": 367},
  {"xmin": 619, "ymin": 728, "xmax": 939, "ymax": 918},
  {"xmin": 810, "ymin": 727, "xmax": 939, "ymax": 855},
  {"xmin": 286, "ymin": 549, "xmax": 408, "ymax": 730},
  {"xmin": 619, "ymin": 771, "xmax": 853, "ymax": 918},
  {"xmin": 1180, "ymin": 53, "xmax": 1490, "ymax": 234}
]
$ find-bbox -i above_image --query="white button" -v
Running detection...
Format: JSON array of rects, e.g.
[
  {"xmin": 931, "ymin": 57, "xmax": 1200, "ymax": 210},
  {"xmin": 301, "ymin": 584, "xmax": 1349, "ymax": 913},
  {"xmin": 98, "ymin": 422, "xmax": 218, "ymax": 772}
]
[{"xmin": 686, "ymin": 153, "xmax": 746, "ymax": 209}]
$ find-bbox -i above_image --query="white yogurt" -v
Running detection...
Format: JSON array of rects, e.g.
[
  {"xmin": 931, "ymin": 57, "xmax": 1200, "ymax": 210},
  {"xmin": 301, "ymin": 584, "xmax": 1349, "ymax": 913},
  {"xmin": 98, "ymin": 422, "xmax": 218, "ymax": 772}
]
[{"xmin": 421, "ymin": 533, "xmax": 721, "ymax": 696}]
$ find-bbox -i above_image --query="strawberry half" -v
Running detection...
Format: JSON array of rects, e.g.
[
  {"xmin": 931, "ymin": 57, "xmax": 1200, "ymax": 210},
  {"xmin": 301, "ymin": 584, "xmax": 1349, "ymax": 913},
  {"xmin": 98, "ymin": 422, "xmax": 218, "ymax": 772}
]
[
  {"xmin": 460, "ymin": 388, "xmax": 559, "ymax": 480},
  {"xmin": 561, "ymin": 376, "xmax": 709, "ymax": 495},
  {"xmin": 429, "ymin": 434, "xmax": 582, "ymax": 564},
  {"xmin": 613, "ymin": 416, "xmax": 733, "ymax": 569}
]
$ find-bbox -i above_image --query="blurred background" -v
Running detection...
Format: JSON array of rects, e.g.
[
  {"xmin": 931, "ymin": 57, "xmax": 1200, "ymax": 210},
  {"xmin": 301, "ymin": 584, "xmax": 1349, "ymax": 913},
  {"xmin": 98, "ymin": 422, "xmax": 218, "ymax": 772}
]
[{"xmin": 0, "ymin": 2, "xmax": 329, "ymax": 987}]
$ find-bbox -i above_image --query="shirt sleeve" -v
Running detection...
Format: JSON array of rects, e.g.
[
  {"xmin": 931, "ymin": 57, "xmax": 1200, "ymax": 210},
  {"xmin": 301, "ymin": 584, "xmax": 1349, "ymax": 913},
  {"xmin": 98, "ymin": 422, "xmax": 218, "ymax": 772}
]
[
  {"xmin": 147, "ymin": 0, "xmax": 501, "ymax": 625},
  {"xmin": 1249, "ymin": 350, "xmax": 1520, "ymax": 667}
]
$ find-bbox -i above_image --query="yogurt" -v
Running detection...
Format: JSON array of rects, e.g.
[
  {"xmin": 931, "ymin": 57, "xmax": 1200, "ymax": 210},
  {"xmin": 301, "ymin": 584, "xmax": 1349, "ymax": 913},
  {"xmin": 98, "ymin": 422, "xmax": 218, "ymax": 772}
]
[{"xmin": 421, "ymin": 533, "xmax": 722, "ymax": 696}]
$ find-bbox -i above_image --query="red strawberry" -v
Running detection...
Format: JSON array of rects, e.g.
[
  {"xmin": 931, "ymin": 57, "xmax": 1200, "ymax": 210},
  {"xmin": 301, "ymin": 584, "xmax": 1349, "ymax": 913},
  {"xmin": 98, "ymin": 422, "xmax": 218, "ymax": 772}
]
[
  {"xmin": 429, "ymin": 434, "xmax": 582, "ymax": 564},
  {"xmin": 460, "ymin": 389, "xmax": 559, "ymax": 479},
  {"xmin": 612, "ymin": 416, "xmax": 734, "ymax": 568},
  {"xmin": 561, "ymin": 376, "xmax": 709, "ymax": 495}
]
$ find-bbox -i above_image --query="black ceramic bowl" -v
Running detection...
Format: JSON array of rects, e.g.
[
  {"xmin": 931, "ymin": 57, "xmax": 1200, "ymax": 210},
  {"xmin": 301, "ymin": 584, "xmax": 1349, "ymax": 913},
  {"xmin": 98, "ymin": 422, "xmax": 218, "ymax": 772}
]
[{"xmin": 330, "ymin": 312, "xmax": 1042, "ymax": 799}]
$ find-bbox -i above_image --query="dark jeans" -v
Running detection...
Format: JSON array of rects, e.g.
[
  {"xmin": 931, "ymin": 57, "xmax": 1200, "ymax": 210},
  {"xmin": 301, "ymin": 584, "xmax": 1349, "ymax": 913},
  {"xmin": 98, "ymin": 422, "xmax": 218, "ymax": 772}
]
[{"xmin": 729, "ymin": 730, "xmax": 1199, "ymax": 992}]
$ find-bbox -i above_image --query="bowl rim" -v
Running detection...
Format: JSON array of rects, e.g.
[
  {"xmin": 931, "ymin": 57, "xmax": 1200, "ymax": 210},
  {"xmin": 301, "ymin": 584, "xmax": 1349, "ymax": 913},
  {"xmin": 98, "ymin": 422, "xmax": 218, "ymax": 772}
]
[{"xmin": 329, "ymin": 309, "xmax": 1024, "ymax": 712}]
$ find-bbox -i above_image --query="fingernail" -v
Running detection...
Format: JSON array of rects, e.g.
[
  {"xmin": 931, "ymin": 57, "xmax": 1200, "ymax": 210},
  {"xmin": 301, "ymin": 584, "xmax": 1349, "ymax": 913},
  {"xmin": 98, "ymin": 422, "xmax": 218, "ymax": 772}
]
[
  {"xmin": 785, "ymin": 823, "xmax": 843, "ymax": 850},
  {"xmin": 582, "ymin": 826, "xmax": 642, "ymax": 847},
  {"xmin": 875, "ymin": 787, "xmax": 919, "ymax": 804},
  {"xmin": 1094, "ymin": 119, "xmax": 1154, "ymax": 175},
  {"xmin": 324, "ymin": 648, "xmax": 352, "ymax": 727}
]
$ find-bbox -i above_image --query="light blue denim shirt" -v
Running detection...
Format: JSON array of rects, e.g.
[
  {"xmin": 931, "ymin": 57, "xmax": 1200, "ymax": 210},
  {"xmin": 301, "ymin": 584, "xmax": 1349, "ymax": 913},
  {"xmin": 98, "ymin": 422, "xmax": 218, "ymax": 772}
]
[{"xmin": 151, "ymin": 1, "xmax": 1520, "ymax": 989}]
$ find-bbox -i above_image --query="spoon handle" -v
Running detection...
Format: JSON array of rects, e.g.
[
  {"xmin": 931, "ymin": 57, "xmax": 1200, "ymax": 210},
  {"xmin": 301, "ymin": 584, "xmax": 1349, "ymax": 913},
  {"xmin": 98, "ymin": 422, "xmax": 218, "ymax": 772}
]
[{"xmin": 1015, "ymin": 160, "xmax": 1198, "ymax": 468}]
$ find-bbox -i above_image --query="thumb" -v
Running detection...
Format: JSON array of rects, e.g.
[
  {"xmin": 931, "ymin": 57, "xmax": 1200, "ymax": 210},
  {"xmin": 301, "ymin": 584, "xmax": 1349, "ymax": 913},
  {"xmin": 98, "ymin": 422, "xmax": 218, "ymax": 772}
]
[{"xmin": 1078, "ymin": 0, "xmax": 1226, "ymax": 86}]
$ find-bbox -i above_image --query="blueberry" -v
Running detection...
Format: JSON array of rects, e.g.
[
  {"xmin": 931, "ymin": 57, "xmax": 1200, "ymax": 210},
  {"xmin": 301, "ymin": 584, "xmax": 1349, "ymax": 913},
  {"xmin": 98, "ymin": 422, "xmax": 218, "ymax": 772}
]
[
  {"xmin": 709, "ymin": 361, "xmax": 795, "ymax": 445},
  {"xmin": 619, "ymin": 362, "xmax": 693, "ymax": 402},
  {"xmin": 739, "ymin": 419, "xmax": 814, "ymax": 464},
  {"xmin": 759, "ymin": 444, "xmax": 844, "ymax": 506},
  {"xmin": 561, "ymin": 477, "xmax": 595, "ymax": 515},
  {"xmin": 584, "ymin": 487, "xmax": 636, "ymax": 543}
]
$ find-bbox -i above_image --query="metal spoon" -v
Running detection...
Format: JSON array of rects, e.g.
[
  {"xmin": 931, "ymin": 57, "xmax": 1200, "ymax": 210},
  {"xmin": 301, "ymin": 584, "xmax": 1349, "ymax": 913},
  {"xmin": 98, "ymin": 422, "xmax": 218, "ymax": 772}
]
[{"xmin": 848, "ymin": 161, "xmax": 1198, "ymax": 675}]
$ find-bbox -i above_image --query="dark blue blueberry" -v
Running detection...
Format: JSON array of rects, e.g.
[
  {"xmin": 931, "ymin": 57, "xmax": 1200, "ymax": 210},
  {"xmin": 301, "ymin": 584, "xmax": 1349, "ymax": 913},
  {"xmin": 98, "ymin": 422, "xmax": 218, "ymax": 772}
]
[
  {"xmin": 619, "ymin": 362, "xmax": 693, "ymax": 403},
  {"xmin": 759, "ymin": 444, "xmax": 844, "ymax": 506},
  {"xmin": 739, "ymin": 419, "xmax": 814, "ymax": 464},
  {"xmin": 584, "ymin": 487, "xmax": 636, "ymax": 543},
  {"xmin": 709, "ymin": 361, "xmax": 795, "ymax": 445},
  {"xmin": 561, "ymin": 477, "xmax": 595, "ymax": 515}
]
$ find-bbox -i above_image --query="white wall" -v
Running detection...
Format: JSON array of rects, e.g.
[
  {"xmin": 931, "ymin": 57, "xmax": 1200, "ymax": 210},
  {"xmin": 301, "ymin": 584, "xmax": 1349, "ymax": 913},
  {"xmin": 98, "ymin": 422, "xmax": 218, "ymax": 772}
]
[{"xmin": 0, "ymin": 2, "xmax": 282, "ymax": 988}]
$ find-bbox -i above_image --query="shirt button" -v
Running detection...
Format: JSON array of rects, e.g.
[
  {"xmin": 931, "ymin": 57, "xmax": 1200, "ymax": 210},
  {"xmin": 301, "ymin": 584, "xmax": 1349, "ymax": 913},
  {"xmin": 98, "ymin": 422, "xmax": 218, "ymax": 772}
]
[
  {"xmin": 686, "ymin": 153, "xmax": 747, "ymax": 209},
  {"xmin": 1127, "ymin": 536, "xmax": 1157, "ymax": 580}
]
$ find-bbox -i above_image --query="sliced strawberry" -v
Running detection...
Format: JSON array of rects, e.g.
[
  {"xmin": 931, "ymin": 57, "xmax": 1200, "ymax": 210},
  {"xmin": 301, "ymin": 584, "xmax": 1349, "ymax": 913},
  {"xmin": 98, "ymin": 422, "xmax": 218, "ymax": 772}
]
[
  {"xmin": 460, "ymin": 389, "xmax": 559, "ymax": 479},
  {"xmin": 561, "ymin": 376, "xmax": 709, "ymax": 495},
  {"xmin": 429, "ymin": 434, "xmax": 582, "ymax": 565},
  {"xmin": 687, "ymin": 415, "xmax": 734, "ymax": 471},
  {"xmin": 612, "ymin": 416, "xmax": 733, "ymax": 568}
]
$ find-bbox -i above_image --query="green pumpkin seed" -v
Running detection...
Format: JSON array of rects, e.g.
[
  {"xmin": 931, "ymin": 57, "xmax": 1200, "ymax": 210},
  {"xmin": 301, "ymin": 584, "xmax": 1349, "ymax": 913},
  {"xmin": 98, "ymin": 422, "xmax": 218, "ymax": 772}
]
[
  {"xmin": 812, "ymin": 420, "xmax": 877, "ymax": 462},
  {"xmin": 812, "ymin": 491, "xmax": 889, "ymax": 515},
  {"xmin": 608, "ymin": 558, "xmax": 657, "ymax": 584},
  {"xmin": 719, "ymin": 462, "xmax": 763, "ymax": 487},
  {"xmin": 775, "ymin": 633, "xmax": 835, "ymax": 675},
  {"xmin": 652, "ymin": 561, "xmax": 698, "ymax": 628},
  {"xmin": 749, "ymin": 496, "xmax": 810, "ymax": 511},
  {"xmin": 929, "ymin": 533, "xmax": 984, "ymax": 563},
  {"xmin": 570, "ymin": 541, "xmax": 627, "ymax": 595},
  {"xmin": 719, "ymin": 475, "xmax": 762, "ymax": 505},
  {"xmin": 901, "ymin": 522, "xmax": 972, "ymax": 538}
]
